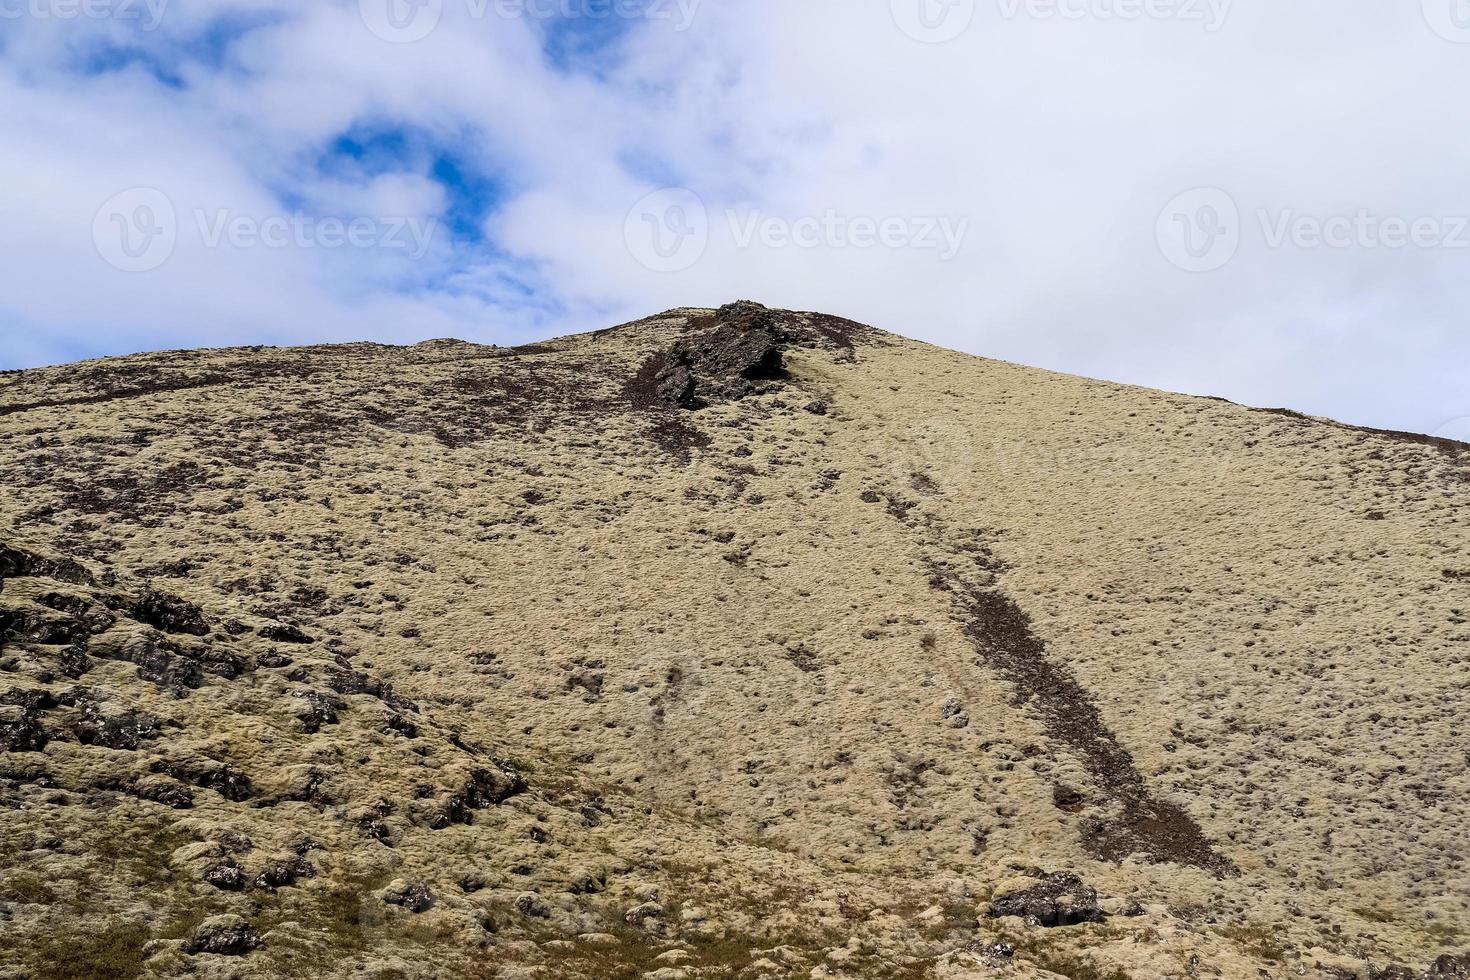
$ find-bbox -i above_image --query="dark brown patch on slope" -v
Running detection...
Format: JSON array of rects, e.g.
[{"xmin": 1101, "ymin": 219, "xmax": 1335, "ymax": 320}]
[
  {"xmin": 0, "ymin": 537, "xmax": 528, "ymax": 806},
  {"xmin": 0, "ymin": 543, "xmax": 93, "ymax": 586},
  {"xmin": 425, "ymin": 357, "xmax": 607, "ymax": 448},
  {"xmin": 623, "ymin": 354, "xmax": 715, "ymax": 462},
  {"xmin": 1243, "ymin": 406, "xmax": 1470, "ymax": 460},
  {"xmin": 51, "ymin": 460, "xmax": 213, "ymax": 521},
  {"xmin": 707, "ymin": 302, "xmax": 888, "ymax": 361},
  {"xmin": 926, "ymin": 556, "xmax": 1235, "ymax": 877},
  {"xmin": 623, "ymin": 304, "xmax": 791, "ymax": 460},
  {"xmin": 634, "ymin": 304, "xmax": 787, "ymax": 411},
  {"xmin": 618, "ymin": 299, "xmax": 882, "ymax": 461},
  {"xmin": 0, "ymin": 362, "xmax": 322, "ymax": 418},
  {"xmin": 794, "ymin": 311, "xmax": 890, "ymax": 361}
]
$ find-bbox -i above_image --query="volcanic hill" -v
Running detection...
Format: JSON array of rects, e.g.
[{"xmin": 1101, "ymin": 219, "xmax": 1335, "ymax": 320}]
[{"xmin": 0, "ymin": 302, "xmax": 1467, "ymax": 979}]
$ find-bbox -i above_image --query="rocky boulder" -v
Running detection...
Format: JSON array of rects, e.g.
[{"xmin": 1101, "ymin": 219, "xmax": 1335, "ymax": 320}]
[
  {"xmin": 183, "ymin": 915, "xmax": 261, "ymax": 956},
  {"xmin": 382, "ymin": 878, "xmax": 435, "ymax": 913},
  {"xmin": 1432, "ymin": 954, "xmax": 1470, "ymax": 978},
  {"xmin": 644, "ymin": 301, "xmax": 787, "ymax": 409},
  {"xmin": 0, "ymin": 705, "xmax": 47, "ymax": 753},
  {"xmin": 988, "ymin": 872, "xmax": 1105, "ymax": 928}
]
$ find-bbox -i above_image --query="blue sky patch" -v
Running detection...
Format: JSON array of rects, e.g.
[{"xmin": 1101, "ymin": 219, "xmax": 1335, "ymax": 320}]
[
  {"xmin": 316, "ymin": 123, "xmax": 506, "ymax": 245},
  {"xmin": 73, "ymin": 9, "xmax": 285, "ymax": 87},
  {"xmin": 77, "ymin": 44, "xmax": 185, "ymax": 88},
  {"xmin": 535, "ymin": 1, "xmax": 662, "ymax": 75}
]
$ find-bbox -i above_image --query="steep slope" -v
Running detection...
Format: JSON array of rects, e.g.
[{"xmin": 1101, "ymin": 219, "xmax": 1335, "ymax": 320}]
[{"xmin": 0, "ymin": 303, "xmax": 1466, "ymax": 980}]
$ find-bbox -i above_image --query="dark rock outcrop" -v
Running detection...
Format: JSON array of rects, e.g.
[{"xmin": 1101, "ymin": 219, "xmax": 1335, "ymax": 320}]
[
  {"xmin": 988, "ymin": 872, "xmax": 1104, "ymax": 928},
  {"xmin": 0, "ymin": 705, "xmax": 47, "ymax": 753},
  {"xmin": 258, "ymin": 623, "xmax": 314, "ymax": 644},
  {"xmin": 132, "ymin": 774, "xmax": 195, "ymax": 809},
  {"xmin": 0, "ymin": 606, "xmax": 93, "ymax": 647},
  {"xmin": 326, "ymin": 666, "xmax": 416, "ymax": 713},
  {"xmin": 1431, "ymin": 953, "xmax": 1470, "ymax": 978},
  {"xmin": 203, "ymin": 862, "xmax": 244, "ymax": 891},
  {"xmin": 252, "ymin": 855, "xmax": 313, "ymax": 890},
  {"xmin": 0, "ymin": 544, "xmax": 91, "ymax": 587},
  {"xmin": 382, "ymin": 878, "xmax": 434, "ymax": 913},
  {"xmin": 119, "ymin": 588, "xmax": 209, "ymax": 636},
  {"xmin": 415, "ymin": 764, "xmax": 526, "ymax": 829},
  {"xmin": 94, "ymin": 632, "xmax": 206, "ymax": 693},
  {"xmin": 1370, "ymin": 966, "xmax": 1421, "ymax": 980},
  {"xmin": 151, "ymin": 757, "xmax": 254, "ymax": 802},
  {"xmin": 645, "ymin": 301, "xmax": 787, "ymax": 410},
  {"xmin": 72, "ymin": 701, "xmax": 164, "ymax": 750},
  {"xmin": 184, "ymin": 915, "xmax": 261, "ymax": 956},
  {"xmin": 293, "ymin": 690, "xmax": 342, "ymax": 734}
]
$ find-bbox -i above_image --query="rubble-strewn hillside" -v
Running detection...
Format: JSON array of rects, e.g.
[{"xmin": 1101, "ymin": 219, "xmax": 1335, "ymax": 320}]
[{"xmin": 1, "ymin": 303, "xmax": 1467, "ymax": 979}]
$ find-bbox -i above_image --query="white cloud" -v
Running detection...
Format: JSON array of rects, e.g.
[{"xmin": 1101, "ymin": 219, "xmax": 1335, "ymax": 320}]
[{"xmin": 0, "ymin": 0, "xmax": 1466, "ymax": 432}]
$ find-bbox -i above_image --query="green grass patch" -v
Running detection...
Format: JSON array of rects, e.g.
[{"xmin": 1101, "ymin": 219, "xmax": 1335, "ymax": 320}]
[
  {"xmin": 28, "ymin": 922, "xmax": 151, "ymax": 980},
  {"xmin": 1033, "ymin": 949, "xmax": 1134, "ymax": 980},
  {"xmin": 3, "ymin": 872, "xmax": 56, "ymax": 905},
  {"xmin": 1218, "ymin": 922, "xmax": 1287, "ymax": 962}
]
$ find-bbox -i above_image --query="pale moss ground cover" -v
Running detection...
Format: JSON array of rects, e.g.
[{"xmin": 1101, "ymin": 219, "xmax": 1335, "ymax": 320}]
[{"xmin": 0, "ymin": 305, "xmax": 1465, "ymax": 979}]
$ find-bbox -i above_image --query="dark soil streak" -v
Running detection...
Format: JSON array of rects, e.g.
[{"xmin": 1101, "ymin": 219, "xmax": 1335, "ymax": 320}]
[
  {"xmin": 623, "ymin": 353, "xmax": 713, "ymax": 462},
  {"xmin": 794, "ymin": 311, "xmax": 891, "ymax": 361},
  {"xmin": 926, "ymin": 557, "xmax": 1235, "ymax": 877},
  {"xmin": 0, "ymin": 365, "xmax": 321, "ymax": 418},
  {"xmin": 1243, "ymin": 406, "xmax": 1470, "ymax": 460}
]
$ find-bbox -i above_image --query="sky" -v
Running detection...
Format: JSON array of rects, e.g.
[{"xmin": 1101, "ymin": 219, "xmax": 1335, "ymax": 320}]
[{"xmin": 0, "ymin": 0, "xmax": 1468, "ymax": 438}]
